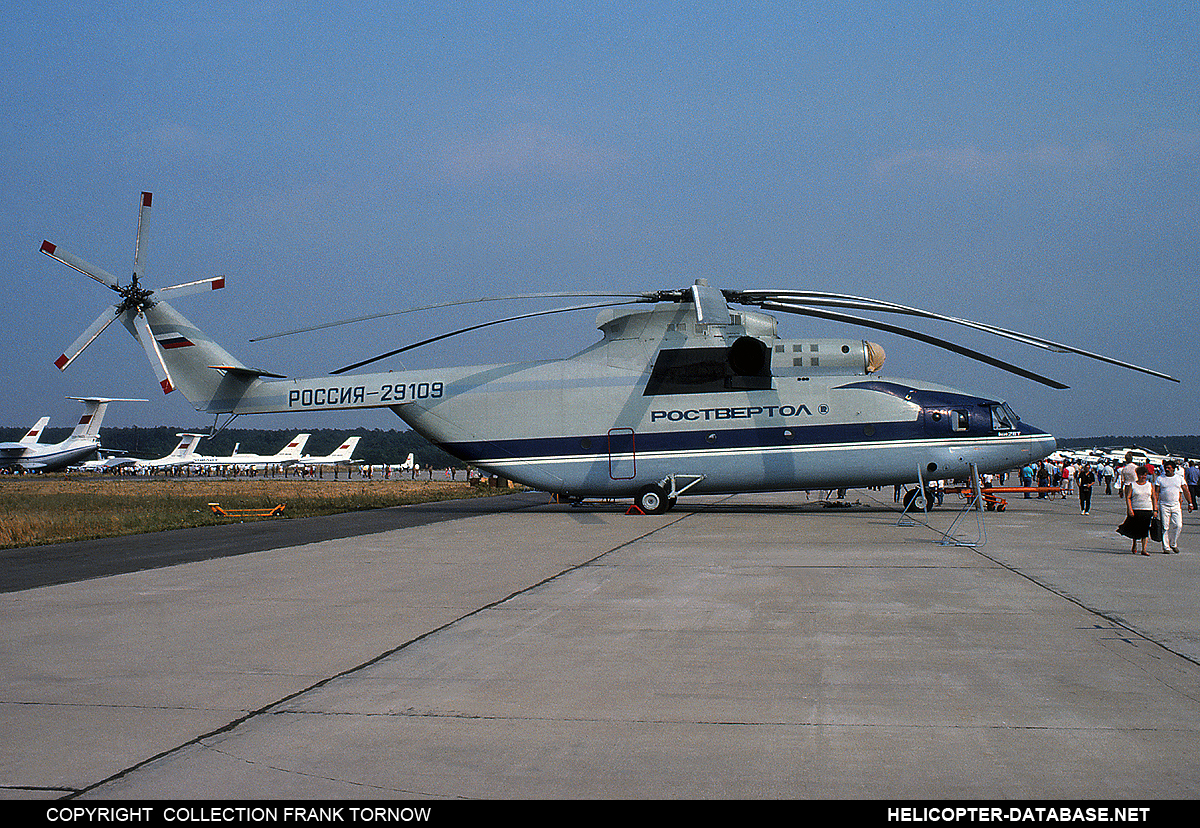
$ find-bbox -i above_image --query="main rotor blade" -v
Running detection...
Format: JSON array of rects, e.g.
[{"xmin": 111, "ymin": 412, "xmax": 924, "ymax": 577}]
[
  {"xmin": 332, "ymin": 300, "xmax": 643, "ymax": 375},
  {"xmin": 253, "ymin": 292, "xmax": 657, "ymax": 342},
  {"xmin": 158, "ymin": 275, "xmax": 226, "ymax": 298},
  {"xmin": 758, "ymin": 301, "xmax": 1070, "ymax": 389},
  {"xmin": 132, "ymin": 191, "xmax": 151, "ymax": 282},
  {"xmin": 131, "ymin": 311, "xmax": 175, "ymax": 394},
  {"xmin": 40, "ymin": 241, "xmax": 122, "ymax": 290},
  {"xmin": 736, "ymin": 290, "xmax": 1179, "ymax": 383},
  {"xmin": 54, "ymin": 305, "xmax": 122, "ymax": 371}
]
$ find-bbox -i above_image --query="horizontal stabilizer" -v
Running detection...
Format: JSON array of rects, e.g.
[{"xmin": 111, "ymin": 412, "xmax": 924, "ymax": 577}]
[{"xmin": 210, "ymin": 365, "xmax": 288, "ymax": 379}]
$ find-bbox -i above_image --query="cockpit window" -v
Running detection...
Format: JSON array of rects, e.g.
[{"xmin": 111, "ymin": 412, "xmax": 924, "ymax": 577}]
[{"xmin": 991, "ymin": 405, "xmax": 1015, "ymax": 430}]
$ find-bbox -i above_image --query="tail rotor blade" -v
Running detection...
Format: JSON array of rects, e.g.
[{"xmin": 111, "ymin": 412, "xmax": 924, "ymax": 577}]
[
  {"xmin": 131, "ymin": 311, "xmax": 175, "ymax": 394},
  {"xmin": 55, "ymin": 305, "xmax": 122, "ymax": 371},
  {"xmin": 158, "ymin": 275, "xmax": 226, "ymax": 298},
  {"xmin": 40, "ymin": 241, "xmax": 122, "ymax": 290},
  {"xmin": 133, "ymin": 192, "xmax": 151, "ymax": 282}
]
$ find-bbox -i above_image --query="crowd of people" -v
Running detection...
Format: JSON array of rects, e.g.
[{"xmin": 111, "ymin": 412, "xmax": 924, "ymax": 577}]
[
  {"xmin": 1114, "ymin": 454, "xmax": 1196, "ymax": 555},
  {"xmin": 1012, "ymin": 453, "xmax": 1197, "ymax": 556}
]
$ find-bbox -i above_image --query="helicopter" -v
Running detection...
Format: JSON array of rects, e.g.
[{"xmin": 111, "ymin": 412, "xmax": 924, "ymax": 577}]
[{"xmin": 41, "ymin": 193, "xmax": 1178, "ymax": 513}]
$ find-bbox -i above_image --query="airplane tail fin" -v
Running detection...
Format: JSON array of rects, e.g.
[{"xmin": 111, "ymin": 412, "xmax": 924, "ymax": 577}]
[
  {"xmin": 170, "ymin": 433, "xmax": 204, "ymax": 459},
  {"xmin": 20, "ymin": 417, "xmax": 51, "ymax": 445},
  {"xmin": 332, "ymin": 436, "xmax": 360, "ymax": 460},
  {"xmin": 63, "ymin": 397, "xmax": 146, "ymax": 441},
  {"xmin": 276, "ymin": 434, "xmax": 310, "ymax": 459},
  {"xmin": 66, "ymin": 398, "xmax": 111, "ymax": 440}
]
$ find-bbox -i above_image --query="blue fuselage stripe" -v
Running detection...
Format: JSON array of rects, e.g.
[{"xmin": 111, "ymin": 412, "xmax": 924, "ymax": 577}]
[{"xmin": 438, "ymin": 420, "xmax": 1044, "ymax": 464}]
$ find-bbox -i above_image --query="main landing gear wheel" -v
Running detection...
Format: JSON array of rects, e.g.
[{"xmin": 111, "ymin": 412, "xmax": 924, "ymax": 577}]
[
  {"xmin": 903, "ymin": 488, "xmax": 935, "ymax": 512},
  {"xmin": 635, "ymin": 483, "xmax": 670, "ymax": 515}
]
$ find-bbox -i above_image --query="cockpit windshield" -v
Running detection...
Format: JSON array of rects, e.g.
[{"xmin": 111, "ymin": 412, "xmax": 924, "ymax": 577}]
[{"xmin": 991, "ymin": 404, "xmax": 1020, "ymax": 430}]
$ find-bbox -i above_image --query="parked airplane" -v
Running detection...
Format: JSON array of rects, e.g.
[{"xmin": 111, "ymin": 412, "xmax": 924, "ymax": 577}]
[
  {"xmin": 299, "ymin": 436, "xmax": 361, "ymax": 467},
  {"xmin": 0, "ymin": 398, "xmax": 143, "ymax": 472},
  {"xmin": 75, "ymin": 448, "xmax": 132, "ymax": 472},
  {"xmin": 42, "ymin": 193, "xmax": 1179, "ymax": 511},
  {"xmin": 189, "ymin": 434, "xmax": 310, "ymax": 469},
  {"xmin": 130, "ymin": 433, "xmax": 206, "ymax": 469},
  {"xmin": 379, "ymin": 452, "xmax": 421, "ymax": 476}
]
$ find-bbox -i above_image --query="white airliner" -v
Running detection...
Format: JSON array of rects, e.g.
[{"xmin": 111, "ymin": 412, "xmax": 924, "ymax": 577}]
[
  {"xmin": 0, "ymin": 398, "xmax": 143, "ymax": 472},
  {"xmin": 299, "ymin": 436, "xmax": 361, "ymax": 466},
  {"xmin": 188, "ymin": 433, "xmax": 311, "ymax": 468},
  {"xmin": 131, "ymin": 433, "xmax": 206, "ymax": 469}
]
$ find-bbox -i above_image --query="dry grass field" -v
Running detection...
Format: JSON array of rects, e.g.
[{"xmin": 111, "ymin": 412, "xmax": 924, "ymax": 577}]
[{"xmin": 0, "ymin": 475, "xmax": 508, "ymax": 549}]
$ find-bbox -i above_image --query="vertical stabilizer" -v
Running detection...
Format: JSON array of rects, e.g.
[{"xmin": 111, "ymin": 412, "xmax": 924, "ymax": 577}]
[
  {"xmin": 170, "ymin": 433, "xmax": 204, "ymax": 460},
  {"xmin": 64, "ymin": 397, "xmax": 146, "ymax": 440},
  {"xmin": 332, "ymin": 436, "xmax": 360, "ymax": 460},
  {"xmin": 67, "ymin": 399, "xmax": 110, "ymax": 440},
  {"xmin": 134, "ymin": 300, "xmax": 262, "ymax": 412},
  {"xmin": 276, "ymin": 434, "xmax": 310, "ymax": 460},
  {"xmin": 20, "ymin": 417, "xmax": 51, "ymax": 445}
]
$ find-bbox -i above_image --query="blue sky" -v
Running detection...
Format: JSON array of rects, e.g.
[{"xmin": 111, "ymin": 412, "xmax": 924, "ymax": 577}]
[{"xmin": 2, "ymin": 2, "xmax": 1196, "ymax": 437}]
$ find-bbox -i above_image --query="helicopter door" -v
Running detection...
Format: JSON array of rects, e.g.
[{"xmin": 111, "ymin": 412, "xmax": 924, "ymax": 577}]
[{"xmin": 608, "ymin": 428, "xmax": 636, "ymax": 479}]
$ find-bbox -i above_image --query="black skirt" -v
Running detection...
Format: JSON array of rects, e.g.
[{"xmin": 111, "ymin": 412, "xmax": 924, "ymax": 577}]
[{"xmin": 1118, "ymin": 510, "xmax": 1153, "ymax": 540}]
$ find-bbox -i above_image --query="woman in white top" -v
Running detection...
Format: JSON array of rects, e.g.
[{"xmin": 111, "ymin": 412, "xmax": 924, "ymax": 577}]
[{"xmin": 1121, "ymin": 466, "xmax": 1158, "ymax": 556}]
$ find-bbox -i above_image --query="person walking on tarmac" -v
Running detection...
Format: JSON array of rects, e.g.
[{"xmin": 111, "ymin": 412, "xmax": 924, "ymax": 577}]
[
  {"xmin": 1078, "ymin": 462, "xmax": 1096, "ymax": 515},
  {"xmin": 1119, "ymin": 466, "xmax": 1157, "ymax": 556},
  {"xmin": 1156, "ymin": 459, "xmax": 1194, "ymax": 554},
  {"xmin": 1120, "ymin": 451, "xmax": 1138, "ymax": 498}
]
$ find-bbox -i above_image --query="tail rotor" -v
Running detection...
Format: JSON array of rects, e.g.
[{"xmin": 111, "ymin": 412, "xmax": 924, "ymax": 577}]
[{"xmin": 42, "ymin": 191, "xmax": 225, "ymax": 393}]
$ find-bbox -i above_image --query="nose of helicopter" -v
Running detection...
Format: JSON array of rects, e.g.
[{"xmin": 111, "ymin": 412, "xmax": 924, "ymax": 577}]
[{"xmin": 1020, "ymin": 422, "xmax": 1058, "ymax": 461}]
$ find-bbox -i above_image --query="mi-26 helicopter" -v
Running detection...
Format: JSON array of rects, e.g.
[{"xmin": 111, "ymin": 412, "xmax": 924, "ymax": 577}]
[{"xmin": 41, "ymin": 193, "xmax": 1178, "ymax": 513}]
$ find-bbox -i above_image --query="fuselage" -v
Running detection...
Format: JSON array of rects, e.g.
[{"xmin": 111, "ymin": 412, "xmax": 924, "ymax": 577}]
[
  {"xmin": 150, "ymin": 301, "xmax": 1056, "ymax": 497},
  {"xmin": 0, "ymin": 439, "xmax": 100, "ymax": 472}
]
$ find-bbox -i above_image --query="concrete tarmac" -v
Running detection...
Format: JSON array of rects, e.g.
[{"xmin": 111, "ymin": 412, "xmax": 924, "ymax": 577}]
[{"xmin": 2, "ymin": 487, "xmax": 1198, "ymax": 799}]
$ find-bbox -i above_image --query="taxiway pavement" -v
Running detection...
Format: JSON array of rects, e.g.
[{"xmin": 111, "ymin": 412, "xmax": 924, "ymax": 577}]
[{"xmin": 2, "ymin": 488, "xmax": 1197, "ymax": 798}]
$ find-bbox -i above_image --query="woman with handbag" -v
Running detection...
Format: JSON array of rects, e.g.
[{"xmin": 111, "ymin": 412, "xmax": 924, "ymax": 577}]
[{"xmin": 1119, "ymin": 466, "xmax": 1158, "ymax": 556}]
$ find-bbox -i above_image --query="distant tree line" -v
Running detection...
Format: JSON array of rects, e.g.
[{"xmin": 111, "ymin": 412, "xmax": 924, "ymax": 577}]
[{"xmin": 0, "ymin": 426, "xmax": 464, "ymax": 468}]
